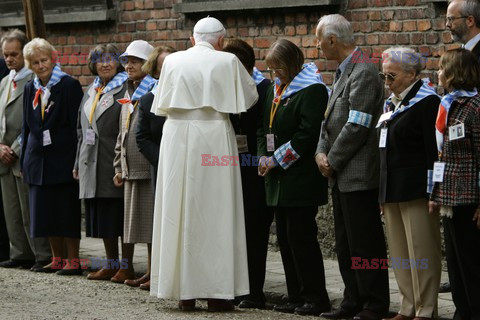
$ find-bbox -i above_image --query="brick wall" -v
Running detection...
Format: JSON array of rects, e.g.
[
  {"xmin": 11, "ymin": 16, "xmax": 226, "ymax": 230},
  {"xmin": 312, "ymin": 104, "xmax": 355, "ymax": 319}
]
[{"xmin": 18, "ymin": 0, "xmax": 454, "ymax": 88}]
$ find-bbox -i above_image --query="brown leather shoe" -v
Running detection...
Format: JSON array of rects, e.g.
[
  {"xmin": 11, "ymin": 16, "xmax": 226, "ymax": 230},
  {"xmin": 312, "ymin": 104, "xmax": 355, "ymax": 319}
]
[
  {"xmin": 124, "ymin": 274, "xmax": 149, "ymax": 287},
  {"xmin": 110, "ymin": 268, "xmax": 135, "ymax": 283},
  {"xmin": 207, "ymin": 299, "xmax": 234, "ymax": 312},
  {"xmin": 178, "ymin": 299, "xmax": 196, "ymax": 311},
  {"xmin": 139, "ymin": 280, "xmax": 150, "ymax": 290},
  {"xmin": 383, "ymin": 314, "xmax": 414, "ymax": 320},
  {"xmin": 87, "ymin": 268, "xmax": 118, "ymax": 280}
]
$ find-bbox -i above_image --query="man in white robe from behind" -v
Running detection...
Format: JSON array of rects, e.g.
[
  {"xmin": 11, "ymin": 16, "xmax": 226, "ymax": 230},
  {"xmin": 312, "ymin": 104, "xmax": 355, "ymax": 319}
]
[{"xmin": 150, "ymin": 17, "xmax": 258, "ymax": 311}]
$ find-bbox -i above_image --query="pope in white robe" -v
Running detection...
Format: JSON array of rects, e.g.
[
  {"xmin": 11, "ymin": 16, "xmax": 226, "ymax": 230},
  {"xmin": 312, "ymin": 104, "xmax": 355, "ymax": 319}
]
[{"xmin": 149, "ymin": 17, "xmax": 259, "ymax": 307}]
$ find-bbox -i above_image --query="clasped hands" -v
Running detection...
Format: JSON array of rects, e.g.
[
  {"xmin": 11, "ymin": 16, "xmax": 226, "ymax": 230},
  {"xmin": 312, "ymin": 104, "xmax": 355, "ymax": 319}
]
[
  {"xmin": 0, "ymin": 144, "xmax": 17, "ymax": 166},
  {"xmin": 315, "ymin": 153, "xmax": 334, "ymax": 178},
  {"xmin": 258, "ymin": 156, "xmax": 276, "ymax": 177}
]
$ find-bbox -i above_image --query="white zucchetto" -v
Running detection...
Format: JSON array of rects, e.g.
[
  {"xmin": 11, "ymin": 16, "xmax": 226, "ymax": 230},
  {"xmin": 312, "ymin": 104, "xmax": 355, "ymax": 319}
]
[{"xmin": 193, "ymin": 17, "xmax": 224, "ymax": 34}]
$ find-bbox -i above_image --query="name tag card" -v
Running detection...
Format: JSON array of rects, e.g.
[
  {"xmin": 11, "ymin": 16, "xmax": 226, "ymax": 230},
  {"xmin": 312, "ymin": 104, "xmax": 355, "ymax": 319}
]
[
  {"xmin": 266, "ymin": 133, "xmax": 275, "ymax": 152},
  {"xmin": 236, "ymin": 134, "xmax": 248, "ymax": 153},
  {"xmin": 43, "ymin": 130, "xmax": 52, "ymax": 146},
  {"xmin": 449, "ymin": 123, "xmax": 465, "ymax": 141},
  {"xmin": 86, "ymin": 128, "xmax": 96, "ymax": 145},
  {"xmin": 432, "ymin": 162, "xmax": 446, "ymax": 183},
  {"xmin": 376, "ymin": 111, "xmax": 393, "ymax": 128},
  {"xmin": 379, "ymin": 128, "xmax": 388, "ymax": 148}
]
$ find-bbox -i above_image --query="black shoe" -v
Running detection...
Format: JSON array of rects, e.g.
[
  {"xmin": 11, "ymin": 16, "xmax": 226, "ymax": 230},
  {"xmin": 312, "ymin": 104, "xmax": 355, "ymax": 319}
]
[
  {"xmin": 439, "ymin": 282, "xmax": 451, "ymax": 293},
  {"xmin": 238, "ymin": 299, "xmax": 265, "ymax": 309},
  {"xmin": 273, "ymin": 302, "xmax": 304, "ymax": 314},
  {"xmin": 56, "ymin": 268, "xmax": 83, "ymax": 276},
  {"xmin": 30, "ymin": 260, "xmax": 51, "ymax": 272},
  {"xmin": 353, "ymin": 310, "xmax": 386, "ymax": 320},
  {"xmin": 0, "ymin": 259, "xmax": 34, "ymax": 269},
  {"xmin": 295, "ymin": 302, "xmax": 331, "ymax": 316},
  {"xmin": 321, "ymin": 308, "xmax": 358, "ymax": 319}
]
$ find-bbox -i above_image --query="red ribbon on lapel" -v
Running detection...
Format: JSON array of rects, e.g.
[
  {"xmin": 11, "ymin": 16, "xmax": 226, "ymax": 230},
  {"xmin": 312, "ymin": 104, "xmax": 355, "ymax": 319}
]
[
  {"xmin": 33, "ymin": 88, "xmax": 42, "ymax": 109},
  {"xmin": 116, "ymin": 98, "xmax": 131, "ymax": 105}
]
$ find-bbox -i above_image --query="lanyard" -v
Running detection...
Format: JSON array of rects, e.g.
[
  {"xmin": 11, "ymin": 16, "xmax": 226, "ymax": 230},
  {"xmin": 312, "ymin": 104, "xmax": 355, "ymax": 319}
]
[
  {"xmin": 126, "ymin": 101, "xmax": 139, "ymax": 130},
  {"xmin": 41, "ymin": 99, "xmax": 46, "ymax": 122},
  {"xmin": 269, "ymin": 83, "xmax": 289, "ymax": 132},
  {"xmin": 88, "ymin": 86, "xmax": 104, "ymax": 126}
]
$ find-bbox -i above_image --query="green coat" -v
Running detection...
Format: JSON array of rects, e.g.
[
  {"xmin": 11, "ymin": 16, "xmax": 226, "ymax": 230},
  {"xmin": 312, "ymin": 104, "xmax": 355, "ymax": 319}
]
[{"xmin": 257, "ymin": 83, "xmax": 328, "ymax": 207}]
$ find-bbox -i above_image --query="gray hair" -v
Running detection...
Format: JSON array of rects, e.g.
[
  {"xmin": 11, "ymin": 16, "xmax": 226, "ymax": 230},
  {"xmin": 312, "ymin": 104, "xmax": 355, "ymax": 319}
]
[
  {"xmin": 317, "ymin": 14, "xmax": 355, "ymax": 45},
  {"xmin": 1, "ymin": 29, "xmax": 28, "ymax": 48},
  {"xmin": 382, "ymin": 47, "xmax": 425, "ymax": 75},
  {"xmin": 23, "ymin": 38, "xmax": 56, "ymax": 69},
  {"xmin": 454, "ymin": 0, "xmax": 480, "ymax": 28},
  {"xmin": 193, "ymin": 29, "xmax": 226, "ymax": 46}
]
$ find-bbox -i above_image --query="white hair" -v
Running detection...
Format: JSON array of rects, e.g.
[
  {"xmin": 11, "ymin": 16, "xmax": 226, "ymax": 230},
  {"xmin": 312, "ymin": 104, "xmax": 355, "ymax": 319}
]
[
  {"xmin": 317, "ymin": 14, "xmax": 355, "ymax": 45},
  {"xmin": 193, "ymin": 29, "xmax": 226, "ymax": 46},
  {"xmin": 382, "ymin": 47, "xmax": 425, "ymax": 75},
  {"xmin": 23, "ymin": 38, "xmax": 56, "ymax": 69}
]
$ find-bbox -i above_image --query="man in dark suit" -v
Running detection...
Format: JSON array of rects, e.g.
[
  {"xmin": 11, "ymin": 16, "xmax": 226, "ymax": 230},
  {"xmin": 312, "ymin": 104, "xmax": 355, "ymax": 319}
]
[
  {"xmin": 446, "ymin": 0, "xmax": 480, "ymax": 60},
  {"xmin": 0, "ymin": 58, "xmax": 9, "ymax": 80},
  {"xmin": 315, "ymin": 14, "xmax": 389, "ymax": 320}
]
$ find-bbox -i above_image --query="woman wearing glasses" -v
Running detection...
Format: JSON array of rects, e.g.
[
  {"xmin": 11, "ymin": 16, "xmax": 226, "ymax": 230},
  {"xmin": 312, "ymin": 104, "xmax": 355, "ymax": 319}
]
[
  {"xmin": 429, "ymin": 48, "xmax": 480, "ymax": 320},
  {"xmin": 379, "ymin": 47, "xmax": 441, "ymax": 320},
  {"xmin": 257, "ymin": 39, "xmax": 330, "ymax": 316}
]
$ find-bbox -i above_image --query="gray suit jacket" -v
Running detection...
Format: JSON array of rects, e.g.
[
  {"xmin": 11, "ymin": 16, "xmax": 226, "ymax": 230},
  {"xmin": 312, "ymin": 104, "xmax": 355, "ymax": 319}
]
[
  {"xmin": 316, "ymin": 49, "xmax": 384, "ymax": 192},
  {"xmin": 0, "ymin": 73, "xmax": 34, "ymax": 177},
  {"xmin": 75, "ymin": 82, "xmax": 126, "ymax": 199}
]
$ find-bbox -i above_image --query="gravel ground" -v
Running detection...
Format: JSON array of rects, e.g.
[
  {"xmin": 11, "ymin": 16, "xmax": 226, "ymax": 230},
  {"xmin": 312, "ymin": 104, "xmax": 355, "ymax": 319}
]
[{"xmin": 0, "ymin": 267, "xmax": 311, "ymax": 320}]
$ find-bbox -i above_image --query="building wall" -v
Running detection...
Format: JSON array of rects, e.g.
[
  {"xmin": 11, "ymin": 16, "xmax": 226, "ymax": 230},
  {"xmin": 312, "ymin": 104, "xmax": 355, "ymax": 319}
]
[{"xmin": 35, "ymin": 0, "xmax": 452, "ymax": 87}]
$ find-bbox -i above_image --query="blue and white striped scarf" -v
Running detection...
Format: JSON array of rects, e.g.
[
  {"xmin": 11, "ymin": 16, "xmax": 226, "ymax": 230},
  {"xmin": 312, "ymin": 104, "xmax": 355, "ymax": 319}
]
[
  {"xmin": 92, "ymin": 71, "xmax": 128, "ymax": 94},
  {"xmin": 272, "ymin": 62, "xmax": 329, "ymax": 102},
  {"xmin": 131, "ymin": 75, "xmax": 156, "ymax": 102},
  {"xmin": 252, "ymin": 67, "xmax": 266, "ymax": 85},
  {"xmin": 33, "ymin": 64, "xmax": 68, "ymax": 109}
]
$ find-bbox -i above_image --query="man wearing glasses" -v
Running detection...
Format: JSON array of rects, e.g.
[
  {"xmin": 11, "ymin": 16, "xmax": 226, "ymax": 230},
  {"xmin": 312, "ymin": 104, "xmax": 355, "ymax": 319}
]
[{"xmin": 446, "ymin": 0, "xmax": 480, "ymax": 60}]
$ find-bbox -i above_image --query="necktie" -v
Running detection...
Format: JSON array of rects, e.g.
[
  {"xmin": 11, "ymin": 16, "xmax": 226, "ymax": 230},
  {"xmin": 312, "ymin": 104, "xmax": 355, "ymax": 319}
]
[{"xmin": 334, "ymin": 69, "xmax": 341, "ymax": 83}]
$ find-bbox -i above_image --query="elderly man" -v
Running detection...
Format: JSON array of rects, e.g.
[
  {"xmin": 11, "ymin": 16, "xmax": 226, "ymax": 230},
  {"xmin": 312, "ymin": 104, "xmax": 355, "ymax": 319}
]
[
  {"xmin": 0, "ymin": 29, "xmax": 51, "ymax": 271},
  {"xmin": 447, "ymin": 0, "xmax": 480, "ymax": 60},
  {"xmin": 150, "ymin": 17, "xmax": 258, "ymax": 312},
  {"xmin": 315, "ymin": 14, "xmax": 389, "ymax": 320},
  {"xmin": 0, "ymin": 57, "xmax": 7, "ymax": 262}
]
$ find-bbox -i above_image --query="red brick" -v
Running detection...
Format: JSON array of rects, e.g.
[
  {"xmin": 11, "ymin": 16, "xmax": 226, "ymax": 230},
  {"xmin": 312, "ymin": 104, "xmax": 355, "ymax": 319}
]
[
  {"xmin": 302, "ymin": 35, "xmax": 317, "ymax": 47},
  {"xmin": 249, "ymin": 27, "xmax": 260, "ymax": 37},
  {"xmin": 153, "ymin": 0, "xmax": 164, "ymax": 9},
  {"xmin": 446, "ymin": 43, "xmax": 461, "ymax": 50},
  {"xmin": 134, "ymin": 0, "xmax": 144, "ymax": 10},
  {"xmin": 123, "ymin": 1, "xmax": 134, "ymax": 10},
  {"xmin": 402, "ymin": 21, "xmax": 417, "ymax": 32},
  {"xmin": 296, "ymin": 25, "xmax": 308, "ymax": 36},
  {"xmin": 418, "ymin": 46, "xmax": 432, "ymax": 57},
  {"xmin": 417, "ymin": 20, "xmax": 431, "ymax": 31},
  {"xmin": 348, "ymin": 0, "xmax": 368, "ymax": 8},
  {"xmin": 167, "ymin": 21, "xmax": 176, "ymax": 29},
  {"xmin": 432, "ymin": 19, "xmax": 446, "ymax": 31},
  {"xmin": 315, "ymin": 60, "xmax": 326, "ymax": 71},
  {"xmin": 260, "ymin": 26, "xmax": 272, "ymax": 36},
  {"xmin": 284, "ymin": 26, "xmax": 295, "ymax": 36},
  {"xmin": 285, "ymin": 14, "xmax": 295, "ymax": 24},
  {"xmin": 326, "ymin": 60, "xmax": 338, "ymax": 71},
  {"xmin": 379, "ymin": 34, "xmax": 396, "ymax": 45},
  {"xmin": 431, "ymin": 46, "xmax": 446, "ymax": 57},
  {"xmin": 238, "ymin": 27, "xmax": 249, "ymax": 37},
  {"xmin": 146, "ymin": 21, "xmax": 156, "ymax": 31},
  {"xmin": 389, "ymin": 21, "xmax": 402, "ymax": 32},
  {"xmin": 366, "ymin": 34, "xmax": 379, "ymax": 45},
  {"xmin": 81, "ymin": 66, "xmax": 90, "ymax": 75},
  {"xmin": 296, "ymin": 13, "xmax": 307, "ymax": 23},
  {"xmin": 442, "ymin": 32, "xmax": 453, "ymax": 44},
  {"xmin": 426, "ymin": 33, "xmax": 439, "ymax": 44},
  {"xmin": 396, "ymin": 34, "xmax": 409, "ymax": 45},
  {"xmin": 136, "ymin": 22, "xmax": 146, "ymax": 31},
  {"xmin": 351, "ymin": 22, "xmax": 371, "ymax": 33},
  {"xmin": 97, "ymin": 34, "xmax": 112, "ymax": 43},
  {"xmin": 351, "ymin": 11, "xmax": 368, "ymax": 21},
  {"xmin": 254, "ymin": 38, "xmax": 274, "ymax": 49},
  {"xmin": 114, "ymin": 33, "xmax": 133, "ymax": 43},
  {"xmin": 396, "ymin": 10, "xmax": 410, "ymax": 20},
  {"xmin": 426, "ymin": 59, "xmax": 439, "ymax": 70},
  {"xmin": 409, "ymin": 9, "xmax": 425, "ymax": 19},
  {"xmin": 144, "ymin": 0, "xmax": 153, "ymax": 9},
  {"xmin": 382, "ymin": 10, "xmax": 395, "ymax": 20},
  {"xmin": 354, "ymin": 35, "xmax": 366, "ymax": 46},
  {"xmin": 272, "ymin": 25, "xmax": 283, "ymax": 36},
  {"xmin": 372, "ymin": 22, "xmax": 389, "ymax": 32},
  {"xmin": 157, "ymin": 21, "xmax": 167, "ymax": 30},
  {"xmin": 368, "ymin": 11, "xmax": 382, "ymax": 21},
  {"xmin": 410, "ymin": 33, "xmax": 424, "ymax": 45},
  {"xmin": 305, "ymin": 48, "xmax": 318, "ymax": 59},
  {"xmin": 372, "ymin": 0, "xmax": 393, "ymax": 7}
]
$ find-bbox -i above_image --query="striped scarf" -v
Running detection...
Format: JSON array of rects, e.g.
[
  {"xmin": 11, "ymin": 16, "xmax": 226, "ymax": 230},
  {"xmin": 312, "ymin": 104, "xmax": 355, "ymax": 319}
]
[
  {"xmin": 131, "ymin": 75, "xmax": 156, "ymax": 102},
  {"xmin": 33, "ymin": 64, "xmax": 68, "ymax": 110},
  {"xmin": 252, "ymin": 67, "xmax": 266, "ymax": 85},
  {"xmin": 272, "ymin": 62, "xmax": 329, "ymax": 104},
  {"xmin": 92, "ymin": 71, "xmax": 128, "ymax": 94},
  {"xmin": 382, "ymin": 78, "xmax": 438, "ymax": 119},
  {"xmin": 435, "ymin": 89, "xmax": 478, "ymax": 152}
]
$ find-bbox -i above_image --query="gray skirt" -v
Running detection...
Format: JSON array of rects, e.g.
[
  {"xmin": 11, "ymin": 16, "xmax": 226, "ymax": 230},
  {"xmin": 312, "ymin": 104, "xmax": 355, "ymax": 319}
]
[{"xmin": 123, "ymin": 179, "xmax": 154, "ymax": 243}]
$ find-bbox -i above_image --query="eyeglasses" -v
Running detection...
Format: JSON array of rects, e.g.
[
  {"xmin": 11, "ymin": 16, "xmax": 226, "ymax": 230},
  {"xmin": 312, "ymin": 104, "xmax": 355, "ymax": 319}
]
[
  {"xmin": 267, "ymin": 67, "xmax": 284, "ymax": 74},
  {"xmin": 446, "ymin": 16, "xmax": 469, "ymax": 24},
  {"xmin": 378, "ymin": 72, "xmax": 397, "ymax": 82}
]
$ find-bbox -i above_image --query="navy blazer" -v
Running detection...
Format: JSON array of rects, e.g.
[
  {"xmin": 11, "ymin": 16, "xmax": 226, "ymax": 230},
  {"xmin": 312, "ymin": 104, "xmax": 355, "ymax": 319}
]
[
  {"xmin": 0, "ymin": 59, "xmax": 8, "ymax": 81},
  {"xmin": 21, "ymin": 76, "xmax": 83, "ymax": 185},
  {"xmin": 135, "ymin": 92, "xmax": 166, "ymax": 180}
]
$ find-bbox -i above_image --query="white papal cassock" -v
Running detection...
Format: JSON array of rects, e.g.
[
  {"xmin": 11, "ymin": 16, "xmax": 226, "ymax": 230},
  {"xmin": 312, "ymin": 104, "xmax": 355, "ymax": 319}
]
[{"xmin": 149, "ymin": 41, "xmax": 258, "ymax": 300}]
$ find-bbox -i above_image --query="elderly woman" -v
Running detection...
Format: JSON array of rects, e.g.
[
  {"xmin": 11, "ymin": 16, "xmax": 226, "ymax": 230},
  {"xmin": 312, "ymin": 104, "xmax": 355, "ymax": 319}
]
[
  {"xmin": 127, "ymin": 45, "xmax": 175, "ymax": 290},
  {"xmin": 257, "ymin": 39, "xmax": 330, "ymax": 316},
  {"xmin": 112, "ymin": 40, "xmax": 156, "ymax": 284},
  {"xmin": 21, "ymin": 38, "xmax": 83, "ymax": 275},
  {"xmin": 430, "ymin": 48, "xmax": 480, "ymax": 320},
  {"xmin": 379, "ymin": 47, "xmax": 441, "ymax": 320},
  {"xmin": 73, "ymin": 44, "xmax": 128, "ymax": 281}
]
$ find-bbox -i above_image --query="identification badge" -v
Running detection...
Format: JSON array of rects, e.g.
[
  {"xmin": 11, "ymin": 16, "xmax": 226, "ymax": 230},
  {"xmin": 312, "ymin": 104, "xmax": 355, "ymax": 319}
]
[
  {"xmin": 376, "ymin": 111, "xmax": 393, "ymax": 128},
  {"xmin": 449, "ymin": 123, "xmax": 465, "ymax": 141},
  {"xmin": 86, "ymin": 128, "xmax": 96, "ymax": 145},
  {"xmin": 236, "ymin": 134, "xmax": 248, "ymax": 153},
  {"xmin": 432, "ymin": 162, "xmax": 446, "ymax": 183},
  {"xmin": 43, "ymin": 129, "xmax": 52, "ymax": 146},
  {"xmin": 320, "ymin": 120, "xmax": 327, "ymax": 140},
  {"xmin": 266, "ymin": 133, "xmax": 275, "ymax": 152},
  {"xmin": 379, "ymin": 128, "xmax": 388, "ymax": 148}
]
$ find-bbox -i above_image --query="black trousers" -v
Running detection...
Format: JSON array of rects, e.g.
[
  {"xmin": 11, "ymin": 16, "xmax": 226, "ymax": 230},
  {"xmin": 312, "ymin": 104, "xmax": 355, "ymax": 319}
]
[
  {"xmin": 331, "ymin": 185, "xmax": 389, "ymax": 314},
  {"xmin": 0, "ymin": 184, "xmax": 9, "ymax": 260},
  {"xmin": 275, "ymin": 206, "xmax": 330, "ymax": 307},
  {"xmin": 444, "ymin": 206, "xmax": 480, "ymax": 320},
  {"xmin": 244, "ymin": 204, "xmax": 275, "ymax": 302}
]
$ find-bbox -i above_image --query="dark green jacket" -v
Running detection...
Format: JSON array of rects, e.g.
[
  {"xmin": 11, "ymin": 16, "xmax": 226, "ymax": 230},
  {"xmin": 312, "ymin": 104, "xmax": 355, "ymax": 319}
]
[{"xmin": 257, "ymin": 83, "xmax": 328, "ymax": 207}]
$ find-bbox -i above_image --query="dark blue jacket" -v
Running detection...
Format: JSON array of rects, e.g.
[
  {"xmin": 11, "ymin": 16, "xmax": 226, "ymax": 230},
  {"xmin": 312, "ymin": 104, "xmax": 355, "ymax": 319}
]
[
  {"xmin": 21, "ymin": 76, "xmax": 83, "ymax": 185},
  {"xmin": 0, "ymin": 59, "xmax": 8, "ymax": 81}
]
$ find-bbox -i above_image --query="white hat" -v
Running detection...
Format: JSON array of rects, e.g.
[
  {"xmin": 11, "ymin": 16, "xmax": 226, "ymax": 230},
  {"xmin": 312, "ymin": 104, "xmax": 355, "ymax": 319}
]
[
  {"xmin": 193, "ymin": 17, "xmax": 224, "ymax": 34},
  {"xmin": 120, "ymin": 40, "xmax": 154, "ymax": 60}
]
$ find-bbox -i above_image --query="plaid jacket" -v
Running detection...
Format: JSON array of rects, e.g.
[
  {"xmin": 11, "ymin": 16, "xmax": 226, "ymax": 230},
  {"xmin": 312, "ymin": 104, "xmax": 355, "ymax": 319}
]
[{"xmin": 431, "ymin": 95, "xmax": 480, "ymax": 206}]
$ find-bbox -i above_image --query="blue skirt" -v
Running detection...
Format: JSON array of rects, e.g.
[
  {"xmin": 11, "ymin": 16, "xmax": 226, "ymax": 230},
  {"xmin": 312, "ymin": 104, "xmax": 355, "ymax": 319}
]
[
  {"xmin": 29, "ymin": 183, "xmax": 81, "ymax": 238},
  {"xmin": 85, "ymin": 197, "xmax": 124, "ymax": 238}
]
